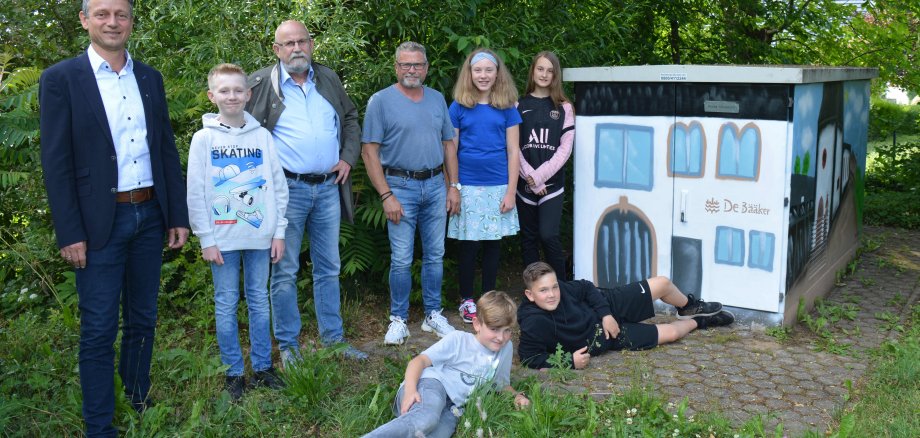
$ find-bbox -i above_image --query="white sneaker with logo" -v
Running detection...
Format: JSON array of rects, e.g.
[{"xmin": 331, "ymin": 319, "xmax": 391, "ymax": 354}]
[
  {"xmin": 384, "ymin": 315, "xmax": 410, "ymax": 345},
  {"xmin": 421, "ymin": 309, "xmax": 456, "ymax": 338}
]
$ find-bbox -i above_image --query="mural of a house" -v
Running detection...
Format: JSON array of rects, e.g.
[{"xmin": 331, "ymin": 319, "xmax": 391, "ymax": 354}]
[{"xmin": 565, "ymin": 66, "xmax": 877, "ymax": 325}]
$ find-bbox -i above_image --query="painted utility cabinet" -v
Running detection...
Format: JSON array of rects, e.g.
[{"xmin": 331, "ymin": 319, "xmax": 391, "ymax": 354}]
[{"xmin": 564, "ymin": 65, "xmax": 878, "ymax": 325}]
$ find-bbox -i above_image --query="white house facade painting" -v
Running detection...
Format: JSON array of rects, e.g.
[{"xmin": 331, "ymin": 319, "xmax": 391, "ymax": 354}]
[{"xmin": 565, "ymin": 66, "xmax": 877, "ymax": 325}]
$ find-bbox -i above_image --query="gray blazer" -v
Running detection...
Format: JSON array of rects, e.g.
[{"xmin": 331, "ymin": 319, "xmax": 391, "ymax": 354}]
[{"xmin": 246, "ymin": 62, "xmax": 361, "ymax": 223}]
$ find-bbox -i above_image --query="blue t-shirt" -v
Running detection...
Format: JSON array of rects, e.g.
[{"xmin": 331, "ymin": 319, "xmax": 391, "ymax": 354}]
[
  {"xmin": 362, "ymin": 85, "xmax": 454, "ymax": 171},
  {"xmin": 449, "ymin": 102, "xmax": 522, "ymax": 186}
]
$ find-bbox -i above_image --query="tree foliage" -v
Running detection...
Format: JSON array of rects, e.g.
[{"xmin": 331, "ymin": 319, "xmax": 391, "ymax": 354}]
[{"xmin": 0, "ymin": 0, "xmax": 916, "ymax": 309}]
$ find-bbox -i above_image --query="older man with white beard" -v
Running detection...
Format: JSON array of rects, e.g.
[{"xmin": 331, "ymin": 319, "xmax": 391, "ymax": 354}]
[
  {"xmin": 247, "ymin": 20, "xmax": 366, "ymax": 362},
  {"xmin": 361, "ymin": 42, "xmax": 460, "ymax": 345}
]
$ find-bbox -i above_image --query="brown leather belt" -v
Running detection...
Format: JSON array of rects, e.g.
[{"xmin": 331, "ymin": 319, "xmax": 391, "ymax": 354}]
[{"xmin": 116, "ymin": 187, "xmax": 155, "ymax": 203}]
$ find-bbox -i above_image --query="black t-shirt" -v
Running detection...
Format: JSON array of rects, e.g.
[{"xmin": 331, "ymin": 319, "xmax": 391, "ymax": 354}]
[{"xmin": 516, "ymin": 95, "xmax": 571, "ymax": 202}]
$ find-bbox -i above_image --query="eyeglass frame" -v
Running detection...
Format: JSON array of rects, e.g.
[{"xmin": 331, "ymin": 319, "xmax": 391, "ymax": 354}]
[
  {"xmin": 395, "ymin": 62, "xmax": 428, "ymax": 71},
  {"xmin": 274, "ymin": 38, "xmax": 313, "ymax": 49}
]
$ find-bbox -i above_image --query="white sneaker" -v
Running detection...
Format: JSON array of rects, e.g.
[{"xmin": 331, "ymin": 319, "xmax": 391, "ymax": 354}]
[
  {"xmin": 384, "ymin": 315, "xmax": 410, "ymax": 345},
  {"xmin": 280, "ymin": 348, "xmax": 302, "ymax": 371},
  {"xmin": 421, "ymin": 309, "xmax": 456, "ymax": 338}
]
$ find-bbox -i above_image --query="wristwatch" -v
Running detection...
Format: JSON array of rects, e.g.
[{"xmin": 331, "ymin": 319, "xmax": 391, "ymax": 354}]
[{"xmin": 450, "ymin": 182, "xmax": 462, "ymax": 191}]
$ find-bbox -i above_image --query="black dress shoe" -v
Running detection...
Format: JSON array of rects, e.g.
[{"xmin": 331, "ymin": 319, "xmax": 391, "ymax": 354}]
[
  {"xmin": 226, "ymin": 375, "xmax": 247, "ymax": 401},
  {"xmin": 252, "ymin": 367, "xmax": 285, "ymax": 390}
]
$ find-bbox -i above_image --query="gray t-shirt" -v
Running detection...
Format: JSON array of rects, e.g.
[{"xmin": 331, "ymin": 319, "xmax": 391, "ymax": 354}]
[
  {"xmin": 362, "ymin": 85, "xmax": 454, "ymax": 171},
  {"xmin": 417, "ymin": 330, "xmax": 513, "ymax": 407}
]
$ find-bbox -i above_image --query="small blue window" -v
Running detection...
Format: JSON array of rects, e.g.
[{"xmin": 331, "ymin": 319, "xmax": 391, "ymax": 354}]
[
  {"xmin": 669, "ymin": 122, "xmax": 705, "ymax": 177},
  {"xmin": 717, "ymin": 123, "xmax": 760, "ymax": 180},
  {"xmin": 748, "ymin": 230, "xmax": 775, "ymax": 272},
  {"xmin": 595, "ymin": 124, "xmax": 654, "ymax": 190},
  {"xmin": 714, "ymin": 226, "xmax": 744, "ymax": 266}
]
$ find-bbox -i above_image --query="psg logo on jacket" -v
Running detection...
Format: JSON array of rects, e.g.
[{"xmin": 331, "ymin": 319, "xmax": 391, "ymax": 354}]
[{"xmin": 549, "ymin": 109, "xmax": 560, "ymax": 120}]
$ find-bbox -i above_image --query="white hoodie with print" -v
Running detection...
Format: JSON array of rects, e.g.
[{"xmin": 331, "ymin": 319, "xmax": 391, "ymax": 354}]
[{"xmin": 187, "ymin": 112, "xmax": 288, "ymax": 251}]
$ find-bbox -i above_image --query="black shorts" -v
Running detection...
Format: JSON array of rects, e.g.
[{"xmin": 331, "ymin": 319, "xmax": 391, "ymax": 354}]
[{"xmin": 599, "ymin": 280, "xmax": 658, "ymax": 351}]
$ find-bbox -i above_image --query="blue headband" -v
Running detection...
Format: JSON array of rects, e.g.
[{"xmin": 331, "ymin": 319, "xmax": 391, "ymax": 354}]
[{"xmin": 470, "ymin": 52, "xmax": 498, "ymax": 67}]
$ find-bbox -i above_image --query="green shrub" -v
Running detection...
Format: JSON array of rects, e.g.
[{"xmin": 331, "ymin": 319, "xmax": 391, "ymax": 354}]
[
  {"xmin": 864, "ymin": 140, "xmax": 920, "ymax": 229},
  {"xmin": 869, "ymin": 98, "xmax": 920, "ymax": 140}
]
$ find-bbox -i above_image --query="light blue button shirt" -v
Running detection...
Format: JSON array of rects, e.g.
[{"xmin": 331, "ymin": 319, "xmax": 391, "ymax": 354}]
[
  {"xmin": 87, "ymin": 45, "xmax": 152, "ymax": 191},
  {"xmin": 272, "ymin": 65, "xmax": 340, "ymax": 174}
]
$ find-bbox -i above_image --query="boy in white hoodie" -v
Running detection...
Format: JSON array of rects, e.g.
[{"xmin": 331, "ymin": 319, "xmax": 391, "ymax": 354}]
[{"xmin": 187, "ymin": 63, "xmax": 289, "ymax": 400}]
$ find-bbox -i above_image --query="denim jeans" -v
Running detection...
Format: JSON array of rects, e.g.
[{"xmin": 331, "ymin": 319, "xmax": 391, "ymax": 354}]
[
  {"xmin": 385, "ymin": 175, "xmax": 447, "ymax": 320},
  {"xmin": 210, "ymin": 249, "xmax": 272, "ymax": 376},
  {"xmin": 270, "ymin": 178, "xmax": 343, "ymax": 349},
  {"xmin": 362, "ymin": 378, "xmax": 458, "ymax": 438},
  {"xmin": 75, "ymin": 200, "xmax": 164, "ymax": 438}
]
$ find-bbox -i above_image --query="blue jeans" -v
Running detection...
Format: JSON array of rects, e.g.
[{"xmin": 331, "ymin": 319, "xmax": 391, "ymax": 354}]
[
  {"xmin": 362, "ymin": 378, "xmax": 458, "ymax": 438},
  {"xmin": 210, "ymin": 249, "xmax": 272, "ymax": 376},
  {"xmin": 270, "ymin": 178, "xmax": 343, "ymax": 349},
  {"xmin": 386, "ymin": 175, "xmax": 447, "ymax": 320},
  {"xmin": 75, "ymin": 200, "xmax": 164, "ymax": 438}
]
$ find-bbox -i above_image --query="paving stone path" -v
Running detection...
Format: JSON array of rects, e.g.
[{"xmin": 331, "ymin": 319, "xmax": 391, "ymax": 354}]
[{"xmin": 360, "ymin": 226, "xmax": 919, "ymax": 436}]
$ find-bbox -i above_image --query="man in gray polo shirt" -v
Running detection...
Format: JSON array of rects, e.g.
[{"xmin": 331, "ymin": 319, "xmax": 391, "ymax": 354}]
[{"xmin": 362, "ymin": 41, "xmax": 459, "ymax": 344}]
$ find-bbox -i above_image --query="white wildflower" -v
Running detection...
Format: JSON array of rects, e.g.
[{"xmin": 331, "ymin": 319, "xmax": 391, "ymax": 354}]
[
  {"xmin": 476, "ymin": 428, "xmax": 484, "ymax": 438},
  {"xmin": 29, "ymin": 293, "xmax": 38, "ymax": 300},
  {"xmin": 20, "ymin": 288, "xmax": 28, "ymax": 294},
  {"xmin": 626, "ymin": 418, "xmax": 633, "ymax": 425}
]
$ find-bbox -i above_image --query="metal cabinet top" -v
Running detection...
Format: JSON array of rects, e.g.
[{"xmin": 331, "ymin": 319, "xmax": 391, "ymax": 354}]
[{"xmin": 563, "ymin": 65, "xmax": 878, "ymax": 84}]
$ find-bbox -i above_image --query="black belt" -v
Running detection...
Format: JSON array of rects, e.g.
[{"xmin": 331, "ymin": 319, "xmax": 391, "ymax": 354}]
[
  {"xmin": 283, "ymin": 169, "xmax": 337, "ymax": 184},
  {"xmin": 384, "ymin": 165, "xmax": 443, "ymax": 180}
]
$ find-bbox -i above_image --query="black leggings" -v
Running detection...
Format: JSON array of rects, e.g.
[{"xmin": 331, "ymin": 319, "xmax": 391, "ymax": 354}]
[
  {"xmin": 516, "ymin": 193, "xmax": 566, "ymax": 280},
  {"xmin": 458, "ymin": 240, "xmax": 500, "ymax": 301}
]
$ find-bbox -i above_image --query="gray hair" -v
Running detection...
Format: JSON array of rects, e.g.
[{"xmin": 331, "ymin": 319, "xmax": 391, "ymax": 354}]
[
  {"xmin": 82, "ymin": 0, "xmax": 134, "ymax": 16},
  {"xmin": 395, "ymin": 41, "xmax": 427, "ymax": 62}
]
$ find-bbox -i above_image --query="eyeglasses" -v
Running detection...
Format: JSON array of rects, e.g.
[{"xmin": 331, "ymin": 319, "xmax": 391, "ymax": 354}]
[
  {"xmin": 276, "ymin": 39, "xmax": 311, "ymax": 49},
  {"xmin": 396, "ymin": 62, "xmax": 428, "ymax": 71}
]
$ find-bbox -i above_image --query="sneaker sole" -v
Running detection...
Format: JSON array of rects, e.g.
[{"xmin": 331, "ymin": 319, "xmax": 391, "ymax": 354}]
[
  {"xmin": 384, "ymin": 335, "xmax": 408, "ymax": 345},
  {"xmin": 715, "ymin": 310, "xmax": 735, "ymax": 326},
  {"xmin": 421, "ymin": 321, "xmax": 452, "ymax": 338},
  {"xmin": 676, "ymin": 304, "xmax": 723, "ymax": 320}
]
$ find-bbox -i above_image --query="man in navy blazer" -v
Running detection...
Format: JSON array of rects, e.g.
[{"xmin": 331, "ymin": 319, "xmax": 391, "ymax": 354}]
[{"xmin": 39, "ymin": 0, "xmax": 188, "ymax": 435}]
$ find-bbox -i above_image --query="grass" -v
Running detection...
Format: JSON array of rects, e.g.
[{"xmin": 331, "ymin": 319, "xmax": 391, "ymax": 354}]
[
  {"xmin": 1, "ymin": 241, "xmax": 917, "ymax": 436},
  {"xmin": 839, "ymin": 305, "xmax": 920, "ymax": 437}
]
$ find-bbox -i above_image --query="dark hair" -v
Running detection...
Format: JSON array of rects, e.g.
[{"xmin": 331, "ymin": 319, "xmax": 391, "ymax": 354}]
[{"xmin": 522, "ymin": 261, "xmax": 556, "ymax": 288}]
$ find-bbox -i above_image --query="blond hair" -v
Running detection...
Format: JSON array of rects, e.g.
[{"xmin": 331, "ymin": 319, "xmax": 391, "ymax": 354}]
[
  {"xmin": 525, "ymin": 51, "xmax": 571, "ymax": 111},
  {"xmin": 476, "ymin": 290, "xmax": 518, "ymax": 328},
  {"xmin": 452, "ymin": 48, "xmax": 518, "ymax": 109},
  {"xmin": 207, "ymin": 63, "xmax": 247, "ymax": 90}
]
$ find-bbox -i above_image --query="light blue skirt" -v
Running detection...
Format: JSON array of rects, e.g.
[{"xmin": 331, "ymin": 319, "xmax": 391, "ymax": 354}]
[{"xmin": 448, "ymin": 185, "xmax": 519, "ymax": 240}]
